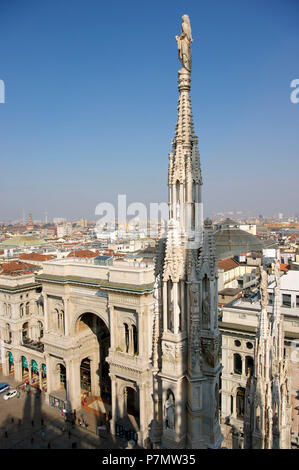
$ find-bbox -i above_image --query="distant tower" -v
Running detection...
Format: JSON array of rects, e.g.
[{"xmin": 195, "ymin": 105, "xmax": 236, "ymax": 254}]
[
  {"xmin": 152, "ymin": 15, "xmax": 222, "ymax": 449},
  {"xmin": 45, "ymin": 210, "xmax": 48, "ymax": 224},
  {"xmin": 244, "ymin": 260, "xmax": 292, "ymax": 449},
  {"xmin": 26, "ymin": 213, "xmax": 34, "ymax": 232}
]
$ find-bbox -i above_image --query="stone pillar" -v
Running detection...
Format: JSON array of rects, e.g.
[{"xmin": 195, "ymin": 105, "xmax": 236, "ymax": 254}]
[
  {"xmin": 14, "ymin": 356, "xmax": 23, "ymax": 382},
  {"xmin": 137, "ymin": 309, "xmax": 143, "ymax": 357},
  {"xmin": 91, "ymin": 355, "xmax": 100, "ymax": 397},
  {"xmin": 180, "ymin": 282, "xmax": 185, "ymax": 331},
  {"xmin": 242, "ymin": 355, "xmax": 246, "ymax": 377},
  {"xmin": 43, "ymin": 295, "xmax": 49, "ymax": 331},
  {"xmin": 129, "ymin": 326, "xmax": 134, "ymax": 355},
  {"xmin": 173, "ymin": 283, "xmax": 179, "ymax": 334},
  {"xmin": 63, "ymin": 297, "xmax": 69, "ymax": 336},
  {"xmin": 67, "ymin": 359, "xmax": 81, "ymax": 409},
  {"xmin": 163, "ymin": 282, "xmax": 167, "ymax": 332},
  {"xmin": 138, "ymin": 383, "xmax": 147, "ymax": 447},
  {"xmin": 39, "ymin": 364, "xmax": 43, "ymax": 390},
  {"xmin": 110, "ymin": 374, "xmax": 117, "ymax": 435},
  {"xmin": 45, "ymin": 355, "xmax": 53, "ymax": 403},
  {"xmin": 109, "ymin": 305, "xmax": 115, "ymax": 350},
  {"xmin": 2, "ymin": 350, "xmax": 9, "ymax": 376}
]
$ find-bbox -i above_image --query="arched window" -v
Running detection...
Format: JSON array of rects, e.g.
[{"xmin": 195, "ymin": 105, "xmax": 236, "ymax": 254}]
[
  {"xmin": 5, "ymin": 323, "xmax": 11, "ymax": 343},
  {"xmin": 25, "ymin": 302, "xmax": 30, "ymax": 315},
  {"xmin": 22, "ymin": 322, "xmax": 29, "ymax": 342},
  {"xmin": 20, "ymin": 303, "xmax": 24, "ymax": 318},
  {"xmin": 124, "ymin": 323, "xmax": 129, "ymax": 353},
  {"xmin": 57, "ymin": 310, "xmax": 64, "ymax": 334},
  {"xmin": 38, "ymin": 321, "xmax": 43, "ymax": 339},
  {"xmin": 245, "ymin": 356, "xmax": 254, "ymax": 376},
  {"xmin": 234, "ymin": 353, "xmax": 242, "ymax": 375},
  {"xmin": 132, "ymin": 325, "xmax": 138, "ymax": 354}
]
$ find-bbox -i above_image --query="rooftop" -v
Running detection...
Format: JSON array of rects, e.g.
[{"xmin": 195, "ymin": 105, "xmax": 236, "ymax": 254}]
[
  {"xmin": 36, "ymin": 258, "xmax": 155, "ymax": 294},
  {"xmin": 268, "ymin": 270, "xmax": 299, "ymax": 292}
]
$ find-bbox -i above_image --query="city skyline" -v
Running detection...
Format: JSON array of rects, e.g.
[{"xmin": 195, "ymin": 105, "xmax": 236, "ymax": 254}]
[{"xmin": 0, "ymin": 0, "xmax": 298, "ymax": 221}]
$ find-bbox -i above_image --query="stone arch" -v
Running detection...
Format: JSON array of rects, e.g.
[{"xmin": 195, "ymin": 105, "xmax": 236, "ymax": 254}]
[
  {"xmin": 118, "ymin": 380, "xmax": 138, "ymax": 398},
  {"xmin": 70, "ymin": 308, "xmax": 109, "ymax": 336},
  {"xmin": 71, "ymin": 310, "xmax": 111, "ymax": 402},
  {"xmin": 55, "ymin": 362, "xmax": 67, "ymax": 389},
  {"xmin": 118, "ymin": 381, "xmax": 140, "ymax": 423}
]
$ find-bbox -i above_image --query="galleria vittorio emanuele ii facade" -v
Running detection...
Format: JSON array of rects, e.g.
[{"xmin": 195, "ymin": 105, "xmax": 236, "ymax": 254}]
[{"xmin": 0, "ymin": 15, "xmax": 296, "ymax": 449}]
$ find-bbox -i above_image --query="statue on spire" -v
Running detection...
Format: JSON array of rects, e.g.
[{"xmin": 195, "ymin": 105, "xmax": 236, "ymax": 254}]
[{"xmin": 175, "ymin": 14, "xmax": 193, "ymax": 73}]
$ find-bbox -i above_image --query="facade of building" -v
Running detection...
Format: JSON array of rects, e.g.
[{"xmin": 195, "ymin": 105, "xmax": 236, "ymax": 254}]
[
  {"xmin": 220, "ymin": 267, "xmax": 298, "ymax": 448},
  {"xmin": 0, "ymin": 272, "xmax": 45, "ymax": 389},
  {"xmin": 244, "ymin": 261, "xmax": 292, "ymax": 449}
]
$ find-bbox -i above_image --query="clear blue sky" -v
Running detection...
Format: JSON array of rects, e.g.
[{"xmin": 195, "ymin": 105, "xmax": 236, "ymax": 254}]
[{"xmin": 0, "ymin": 0, "xmax": 298, "ymax": 222}]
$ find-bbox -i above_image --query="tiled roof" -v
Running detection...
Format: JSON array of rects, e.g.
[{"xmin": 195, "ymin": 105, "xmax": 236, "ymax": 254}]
[
  {"xmin": 217, "ymin": 257, "xmax": 239, "ymax": 271},
  {"xmin": 67, "ymin": 249, "xmax": 99, "ymax": 258},
  {"xmin": 0, "ymin": 260, "xmax": 39, "ymax": 276},
  {"xmin": 19, "ymin": 253, "xmax": 56, "ymax": 262}
]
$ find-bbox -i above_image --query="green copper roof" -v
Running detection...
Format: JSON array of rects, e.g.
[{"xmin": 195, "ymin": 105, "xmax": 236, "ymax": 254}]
[
  {"xmin": 36, "ymin": 273, "xmax": 154, "ymax": 294},
  {"xmin": 0, "ymin": 234, "xmax": 48, "ymax": 247}
]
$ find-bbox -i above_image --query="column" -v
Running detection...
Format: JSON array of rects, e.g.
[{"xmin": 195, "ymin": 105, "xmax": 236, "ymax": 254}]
[
  {"xmin": 43, "ymin": 295, "xmax": 49, "ymax": 331},
  {"xmin": 163, "ymin": 282, "xmax": 167, "ymax": 332},
  {"xmin": 180, "ymin": 184, "xmax": 184, "ymax": 231},
  {"xmin": 2, "ymin": 350, "xmax": 9, "ymax": 376},
  {"xmin": 210, "ymin": 280, "xmax": 215, "ymax": 332},
  {"xmin": 91, "ymin": 355, "xmax": 100, "ymax": 396},
  {"xmin": 137, "ymin": 309, "xmax": 143, "ymax": 357},
  {"xmin": 129, "ymin": 326, "xmax": 134, "ymax": 355},
  {"xmin": 66, "ymin": 358, "xmax": 81, "ymax": 409},
  {"xmin": 138, "ymin": 383, "xmax": 147, "ymax": 447},
  {"xmin": 38, "ymin": 364, "xmax": 43, "ymax": 390},
  {"xmin": 181, "ymin": 282, "xmax": 185, "ymax": 331},
  {"xmin": 173, "ymin": 282, "xmax": 179, "ymax": 334},
  {"xmin": 14, "ymin": 356, "xmax": 23, "ymax": 382},
  {"xmin": 109, "ymin": 304, "xmax": 115, "ymax": 350},
  {"xmin": 242, "ymin": 355, "xmax": 246, "ymax": 377},
  {"xmin": 45, "ymin": 354, "xmax": 53, "ymax": 404},
  {"xmin": 110, "ymin": 375, "xmax": 117, "ymax": 435},
  {"xmin": 63, "ymin": 297, "xmax": 69, "ymax": 336}
]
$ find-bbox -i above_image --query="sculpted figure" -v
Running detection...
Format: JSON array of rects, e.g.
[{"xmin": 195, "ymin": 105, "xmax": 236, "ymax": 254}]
[
  {"xmin": 175, "ymin": 15, "xmax": 193, "ymax": 72},
  {"xmin": 164, "ymin": 393, "xmax": 175, "ymax": 429}
]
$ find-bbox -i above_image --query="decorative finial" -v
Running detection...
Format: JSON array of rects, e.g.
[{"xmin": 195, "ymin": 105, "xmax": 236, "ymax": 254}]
[{"xmin": 175, "ymin": 14, "xmax": 193, "ymax": 73}]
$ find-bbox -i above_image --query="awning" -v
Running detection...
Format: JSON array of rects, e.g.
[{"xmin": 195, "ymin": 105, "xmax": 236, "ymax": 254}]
[
  {"xmin": 32, "ymin": 360, "xmax": 38, "ymax": 372},
  {"xmin": 22, "ymin": 356, "xmax": 28, "ymax": 368},
  {"xmin": 8, "ymin": 352, "xmax": 13, "ymax": 363}
]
